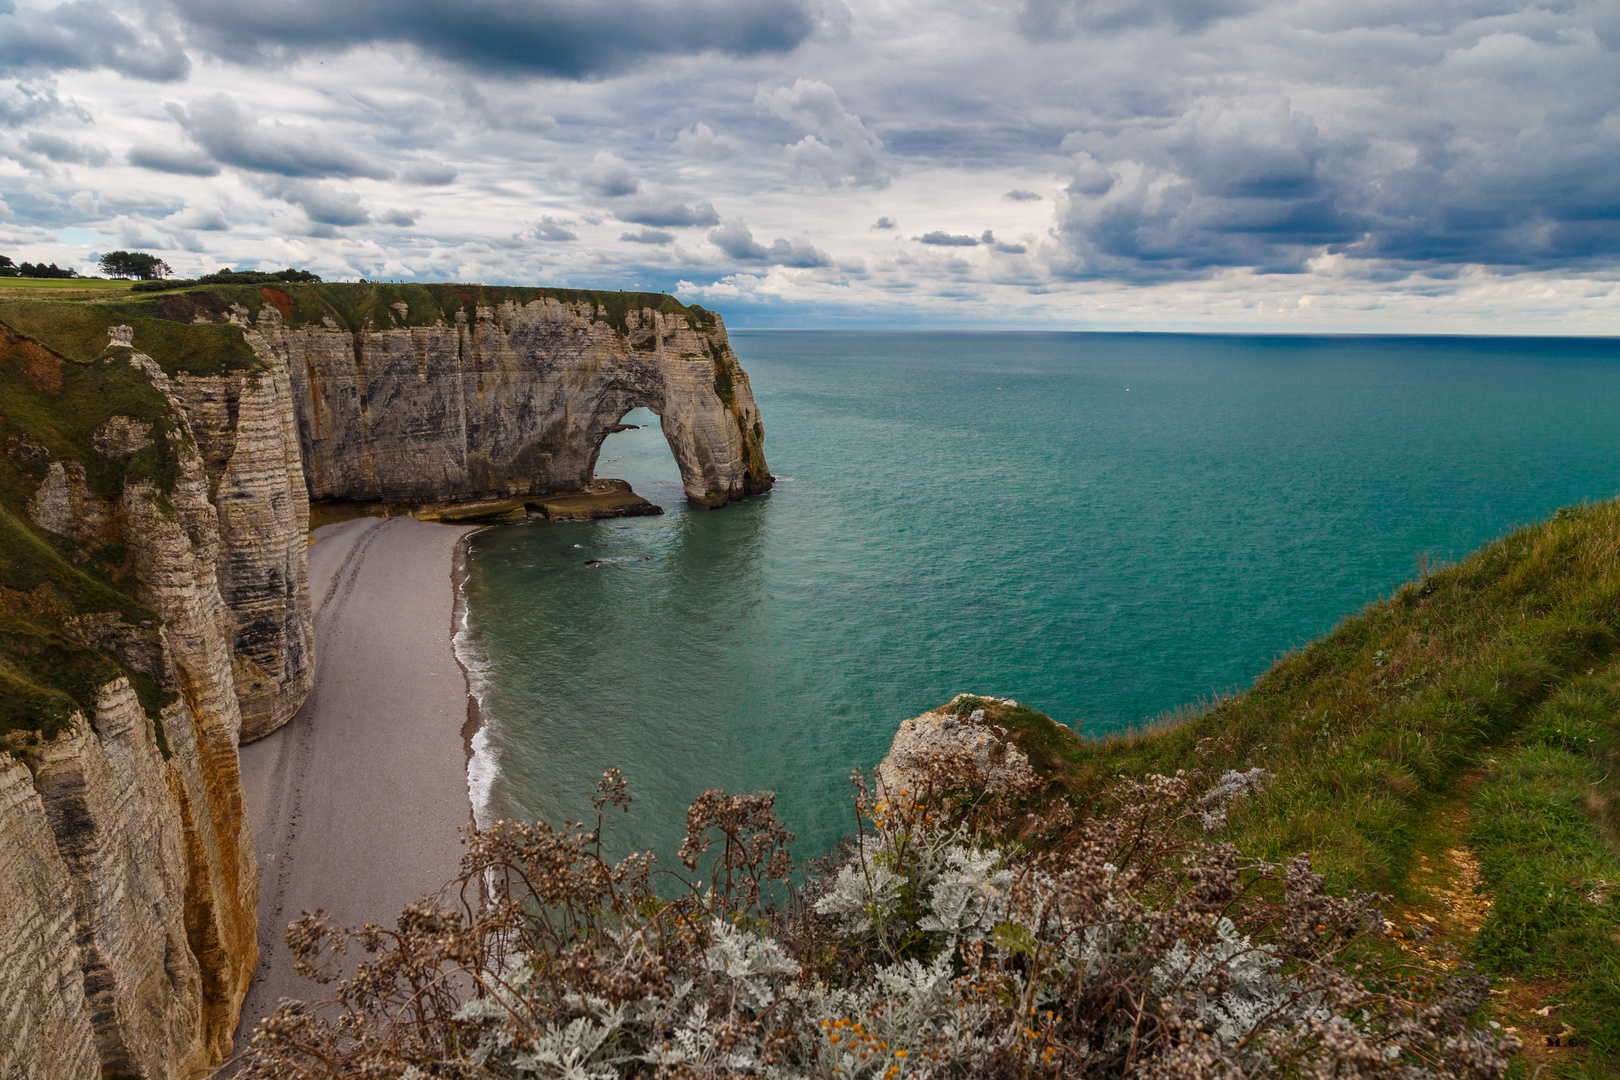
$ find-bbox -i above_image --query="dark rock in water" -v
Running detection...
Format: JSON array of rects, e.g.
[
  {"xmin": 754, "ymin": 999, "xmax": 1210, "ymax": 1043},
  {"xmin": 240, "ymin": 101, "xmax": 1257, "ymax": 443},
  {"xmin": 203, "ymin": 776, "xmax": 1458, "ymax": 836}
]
[
  {"xmin": 605, "ymin": 423, "xmax": 641, "ymax": 433},
  {"xmin": 529, "ymin": 478, "xmax": 664, "ymax": 521},
  {"xmin": 434, "ymin": 499, "xmax": 528, "ymax": 524}
]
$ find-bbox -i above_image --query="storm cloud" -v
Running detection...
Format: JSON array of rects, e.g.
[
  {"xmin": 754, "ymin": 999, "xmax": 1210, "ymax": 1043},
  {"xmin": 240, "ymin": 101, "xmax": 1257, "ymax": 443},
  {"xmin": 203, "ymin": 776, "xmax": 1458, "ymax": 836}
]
[
  {"xmin": 614, "ymin": 196, "xmax": 721, "ymax": 229},
  {"xmin": 167, "ymin": 94, "xmax": 390, "ymax": 179},
  {"xmin": 759, "ymin": 79, "xmax": 897, "ymax": 189},
  {"xmin": 0, "ymin": 1, "xmax": 189, "ymax": 81},
  {"xmin": 253, "ymin": 176, "xmax": 372, "ymax": 228},
  {"xmin": 21, "ymin": 131, "xmax": 108, "ymax": 166},
  {"xmin": 620, "ymin": 228, "xmax": 675, "ymax": 245},
  {"xmin": 1043, "ymin": 24, "xmax": 1620, "ymax": 279},
  {"xmin": 1018, "ymin": 0, "xmax": 1252, "ymax": 37},
  {"xmin": 0, "ymin": 0, "xmax": 1612, "ymax": 329},
  {"xmin": 708, "ymin": 220, "xmax": 831, "ymax": 267},
  {"xmin": 167, "ymin": 0, "xmax": 822, "ymax": 78},
  {"xmin": 128, "ymin": 143, "xmax": 221, "ymax": 176}
]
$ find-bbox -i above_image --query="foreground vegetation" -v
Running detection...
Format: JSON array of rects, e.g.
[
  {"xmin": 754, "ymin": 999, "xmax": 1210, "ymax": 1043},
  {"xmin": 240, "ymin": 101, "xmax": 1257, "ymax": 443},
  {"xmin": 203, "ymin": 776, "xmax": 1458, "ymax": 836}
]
[
  {"xmin": 236, "ymin": 502, "xmax": 1620, "ymax": 1078},
  {"xmin": 239, "ymin": 763, "xmax": 1514, "ymax": 1079}
]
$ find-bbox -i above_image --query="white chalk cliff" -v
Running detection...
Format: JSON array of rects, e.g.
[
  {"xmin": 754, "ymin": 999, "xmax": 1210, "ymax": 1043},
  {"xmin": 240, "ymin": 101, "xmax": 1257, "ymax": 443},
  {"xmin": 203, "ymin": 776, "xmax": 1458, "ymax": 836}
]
[{"xmin": 0, "ymin": 285, "xmax": 771, "ymax": 1078}]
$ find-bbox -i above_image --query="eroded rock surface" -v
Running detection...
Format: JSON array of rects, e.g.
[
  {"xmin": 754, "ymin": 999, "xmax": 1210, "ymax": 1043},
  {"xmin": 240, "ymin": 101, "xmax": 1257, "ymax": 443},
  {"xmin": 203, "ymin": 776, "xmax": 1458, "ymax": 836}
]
[
  {"xmin": 0, "ymin": 758, "xmax": 100, "ymax": 1080},
  {"xmin": 876, "ymin": 695, "xmax": 1039, "ymax": 798},
  {"xmin": 0, "ymin": 288, "xmax": 770, "ymax": 1079},
  {"xmin": 263, "ymin": 298, "xmax": 771, "ymax": 510},
  {"xmin": 166, "ymin": 355, "xmax": 314, "ymax": 742},
  {"xmin": 91, "ymin": 415, "xmax": 154, "ymax": 458},
  {"xmin": 27, "ymin": 459, "xmax": 111, "ymax": 542},
  {"xmin": 3, "ymin": 343, "xmax": 261, "ymax": 1079},
  {"xmin": 26, "ymin": 682, "xmax": 204, "ymax": 1078}
]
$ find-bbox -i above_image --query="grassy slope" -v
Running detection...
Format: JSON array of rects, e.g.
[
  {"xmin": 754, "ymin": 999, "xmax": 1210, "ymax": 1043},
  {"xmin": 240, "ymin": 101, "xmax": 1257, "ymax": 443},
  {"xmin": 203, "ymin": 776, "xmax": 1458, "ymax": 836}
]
[
  {"xmin": 967, "ymin": 500, "xmax": 1620, "ymax": 1076},
  {"xmin": 0, "ymin": 319, "xmax": 191, "ymax": 744}
]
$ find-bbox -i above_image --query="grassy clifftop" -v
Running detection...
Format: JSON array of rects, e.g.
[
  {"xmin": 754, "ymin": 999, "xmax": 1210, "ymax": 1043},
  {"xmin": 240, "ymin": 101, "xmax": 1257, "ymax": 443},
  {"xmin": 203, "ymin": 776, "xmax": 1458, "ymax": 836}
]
[
  {"xmin": 200, "ymin": 281, "xmax": 719, "ymax": 336},
  {"xmin": 0, "ymin": 283, "xmax": 718, "ymax": 378},
  {"xmin": 970, "ymin": 500, "xmax": 1620, "ymax": 1073}
]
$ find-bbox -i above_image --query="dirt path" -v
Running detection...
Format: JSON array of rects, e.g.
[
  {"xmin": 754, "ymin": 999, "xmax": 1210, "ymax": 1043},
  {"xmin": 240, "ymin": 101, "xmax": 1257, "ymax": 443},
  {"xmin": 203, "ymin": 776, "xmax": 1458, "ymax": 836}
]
[{"xmin": 1384, "ymin": 776, "xmax": 1589, "ymax": 1074}]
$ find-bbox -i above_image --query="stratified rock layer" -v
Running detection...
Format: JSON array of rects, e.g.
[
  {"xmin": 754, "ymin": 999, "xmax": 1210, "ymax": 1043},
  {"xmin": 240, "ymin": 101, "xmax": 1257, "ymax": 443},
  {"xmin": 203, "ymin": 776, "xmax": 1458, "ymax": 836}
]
[
  {"xmin": 4, "ymin": 344, "xmax": 263, "ymax": 1079},
  {"xmin": 26, "ymin": 682, "xmax": 205, "ymax": 1078},
  {"xmin": 0, "ymin": 287, "xmax": 769, "ymax": 1079},
  {"xmin": 167, "ymin": 355, "xmax": 315, "ymax": 743},
  {"xmin": 264, "ymin": 298, "xmax": 771, "ymax": 510},
  {"xmin": 0, "ymin": 757, "xmax": 100, "ymax": 1080}
]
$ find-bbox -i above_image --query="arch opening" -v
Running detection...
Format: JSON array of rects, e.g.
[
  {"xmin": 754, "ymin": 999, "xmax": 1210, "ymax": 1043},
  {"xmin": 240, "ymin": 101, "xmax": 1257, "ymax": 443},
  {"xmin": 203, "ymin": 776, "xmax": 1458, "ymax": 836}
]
[{"xmin": 590, "ymin": 407, "xmax": 686, "ymax": 510}]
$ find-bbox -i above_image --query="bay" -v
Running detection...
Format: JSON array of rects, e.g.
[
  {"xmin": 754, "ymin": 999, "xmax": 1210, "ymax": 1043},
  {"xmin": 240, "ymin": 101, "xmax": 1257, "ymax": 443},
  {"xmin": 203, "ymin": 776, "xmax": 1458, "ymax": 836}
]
[{"xmin": 457, "ymin": 331, "xmax": 1620, "ymax": 868}]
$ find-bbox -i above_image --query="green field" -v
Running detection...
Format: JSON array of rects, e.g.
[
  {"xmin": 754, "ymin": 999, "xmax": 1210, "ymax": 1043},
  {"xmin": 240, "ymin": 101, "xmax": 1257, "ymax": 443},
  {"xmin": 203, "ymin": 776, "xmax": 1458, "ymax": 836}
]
[{"xmin": 0, "ymin": 277, "xmax": 136, "ymax": 297}]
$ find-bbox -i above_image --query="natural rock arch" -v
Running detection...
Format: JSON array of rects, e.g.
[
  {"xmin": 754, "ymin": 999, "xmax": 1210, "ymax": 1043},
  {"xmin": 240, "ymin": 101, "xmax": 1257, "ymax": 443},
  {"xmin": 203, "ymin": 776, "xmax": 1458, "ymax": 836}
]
[{"xmin": 268, "ymin": 295, "xmax": 772, "ymax": 510}]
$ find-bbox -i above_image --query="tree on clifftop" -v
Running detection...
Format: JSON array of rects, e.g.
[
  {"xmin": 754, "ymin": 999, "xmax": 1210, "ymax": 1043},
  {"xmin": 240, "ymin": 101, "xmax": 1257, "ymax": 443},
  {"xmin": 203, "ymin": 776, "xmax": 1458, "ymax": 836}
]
[{"xmin": 98, "ymin": 250, "xmax": 171, "ymax": 280}]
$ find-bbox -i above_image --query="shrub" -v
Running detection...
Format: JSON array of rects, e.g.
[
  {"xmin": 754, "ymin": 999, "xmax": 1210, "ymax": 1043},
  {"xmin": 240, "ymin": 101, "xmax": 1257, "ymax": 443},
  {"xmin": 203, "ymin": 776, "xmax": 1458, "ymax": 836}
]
[
  {"xmin": 236, "ymin": 755, "xmax": 1514, "ymax": 1079},
  {"xmin": 195, "ymin": 267, "xmax": 322, "ymax": 285}
]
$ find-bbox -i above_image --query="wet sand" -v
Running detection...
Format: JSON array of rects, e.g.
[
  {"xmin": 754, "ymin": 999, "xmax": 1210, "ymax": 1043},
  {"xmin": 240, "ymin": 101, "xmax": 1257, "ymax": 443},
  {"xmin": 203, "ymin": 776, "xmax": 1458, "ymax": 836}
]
[{"xmin": 233, "ymin": 515, "xmax": 477, "ymax": 1045}]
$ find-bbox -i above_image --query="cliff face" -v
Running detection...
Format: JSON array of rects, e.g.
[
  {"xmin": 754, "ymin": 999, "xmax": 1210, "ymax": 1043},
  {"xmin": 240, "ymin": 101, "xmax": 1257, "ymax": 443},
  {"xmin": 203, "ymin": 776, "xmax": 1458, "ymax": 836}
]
[
  {"xmin": 165, "ymin": 352, "xmax": 314, "ymax": 742},
  {"xmin": 0, "ymin": 756, "xmax": 100, "ymax": 1080},
  {"xmin": 1, "ymin": 680, "xmax": 254, "ymax": 1079},
  {"xmin": 0, "ymin": 284, "xmax": 769, "ymax": 1079},
  {"xmin": 264, "ymin": 293, "xmax": 771, "ymax": 510},
  {"xmin": 1, "ymin": 333, "xmax": 270, "ymax": 1078}
]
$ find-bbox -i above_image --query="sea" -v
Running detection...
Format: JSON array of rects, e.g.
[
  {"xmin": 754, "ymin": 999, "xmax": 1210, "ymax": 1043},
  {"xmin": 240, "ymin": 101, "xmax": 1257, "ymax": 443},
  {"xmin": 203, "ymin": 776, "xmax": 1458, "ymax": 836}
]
[{"xmin": 454, "ymin": 331, "xmax": 1620, "ymax": 870}]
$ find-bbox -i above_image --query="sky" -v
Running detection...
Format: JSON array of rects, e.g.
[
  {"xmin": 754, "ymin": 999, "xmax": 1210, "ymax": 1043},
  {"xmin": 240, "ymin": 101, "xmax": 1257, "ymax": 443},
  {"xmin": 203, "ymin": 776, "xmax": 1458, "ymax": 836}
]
[{"xmin": 0, "ymin": 0, "xmax": 1616, "ymax": 331}]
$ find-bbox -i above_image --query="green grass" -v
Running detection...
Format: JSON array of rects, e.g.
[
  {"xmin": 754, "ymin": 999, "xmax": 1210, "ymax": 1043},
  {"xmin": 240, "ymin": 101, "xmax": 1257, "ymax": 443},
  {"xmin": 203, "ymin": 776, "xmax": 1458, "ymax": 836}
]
[
  {"xmin": 0, "ymin": 503, "xmax": 174, "ymax": 744},
  {"xmin": 0, "ymin": 277, "xmax": 135, "ymax": 293},
  {"xmin": 962, "ymin": 500, "xmax": 1620, "ymax": 1076},
  {"xmin": 0, "ymin": 326, "xmax": 186, "ymax": 505},
  {"xmin": 174, "ymin": 282, "xmax": 715, "ymax": 337},
  {"xmin": 0, "ymin": 299, "xmax": 262, "ymax": 376},
  {"xmin": 0, "ymin": 322, "xmax": 182, "ymax": 745},
  {"xmin": 1468, "ymin": 675, "xmax": 1620, "ymax": 1072},
  {"xmin": 0, "ymin": 283, "xmax": 721, "ymax": 377},
  {"xmin": 980, "ymin": 502, "xmax": 1620, "ymax": 892}
]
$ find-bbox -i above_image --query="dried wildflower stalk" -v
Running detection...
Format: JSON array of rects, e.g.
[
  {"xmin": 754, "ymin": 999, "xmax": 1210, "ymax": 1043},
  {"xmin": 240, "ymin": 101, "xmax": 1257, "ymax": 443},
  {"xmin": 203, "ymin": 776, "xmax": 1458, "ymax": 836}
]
[{"xmin": 231, "ymin": 752, "xmax": 1516, "ymax": 1079}]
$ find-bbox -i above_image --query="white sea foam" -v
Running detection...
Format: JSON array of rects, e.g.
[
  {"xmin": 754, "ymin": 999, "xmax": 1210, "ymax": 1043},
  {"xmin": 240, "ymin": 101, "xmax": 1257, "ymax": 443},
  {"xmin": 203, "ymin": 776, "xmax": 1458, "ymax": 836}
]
[
  {"xmin": 466, "ymin": 724, "xmax": 498, "ymax": 829},
  {"xmin": 453, "ymin": 553, "xmax": 500, "ymax": 829}
]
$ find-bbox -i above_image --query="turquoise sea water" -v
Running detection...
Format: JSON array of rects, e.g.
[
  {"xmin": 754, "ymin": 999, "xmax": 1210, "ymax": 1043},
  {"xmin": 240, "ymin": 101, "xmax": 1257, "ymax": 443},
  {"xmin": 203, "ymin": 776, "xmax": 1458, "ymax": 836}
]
[{"xmin": 457, "ymin": 331, "xmax": 1620, "ymax": 868}]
